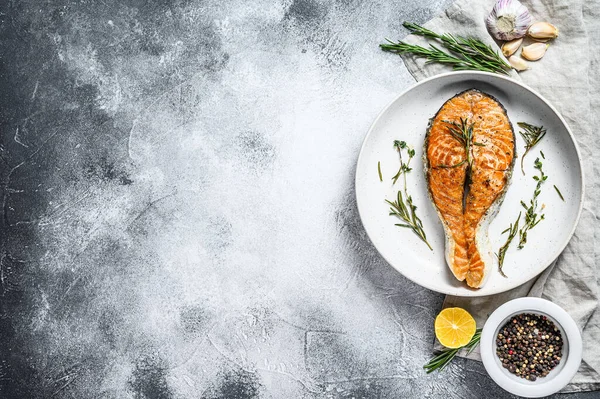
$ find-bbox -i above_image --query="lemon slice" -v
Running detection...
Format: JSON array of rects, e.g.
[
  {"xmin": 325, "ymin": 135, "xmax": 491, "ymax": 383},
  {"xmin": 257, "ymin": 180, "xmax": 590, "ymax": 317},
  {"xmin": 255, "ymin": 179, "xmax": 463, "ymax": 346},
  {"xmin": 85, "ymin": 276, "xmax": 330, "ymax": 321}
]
[{"xmin": 435, "ymin": 307, "xmax": 476, "ymax": 348}]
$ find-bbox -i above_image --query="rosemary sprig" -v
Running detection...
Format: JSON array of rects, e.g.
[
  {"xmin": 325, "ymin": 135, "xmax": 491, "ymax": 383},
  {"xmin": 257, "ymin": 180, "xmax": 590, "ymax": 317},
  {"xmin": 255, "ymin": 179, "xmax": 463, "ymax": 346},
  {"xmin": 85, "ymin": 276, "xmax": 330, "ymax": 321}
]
[
  {"xmin": 518, "ymin": 157, "xmax": 547, "ymax": 249},
  {"xmin": 436, "ymin": 160, "xmax": 467, "ymax": 169},
  {"xmin": 554, "ymin": 185, "xmax": 565, "ymax": 201},
  {"xmin": 439, "ymin": 118, "xmax": 484, "ymax": 169},
  {"xmin": 435, "ymin": 118, "xmax": 485, "ymax": 211},
  {"xmin": 404, "ymin": 22, "xmax": 510, "ymax": 68},
  {"xmin": 424, "ymin": 329, "xmax": 482, "ymax": 373},
  {"xmin": 386, "ymin": 141, "xmax": 432, "ymax": 251},
  {"xmin": 378, "ymin": 161, "xmax": 383, "ymax": 182},
  {"xmin": 380, "ymin": 22, "xmax": 511, "ymax": 75},
  {"xmin": 518, "ymin": 122, "xmax": 547, "ymax": 175},
  {"xmin": 496, "ymin": 213, "xmax": 521, "ymax": 277}
]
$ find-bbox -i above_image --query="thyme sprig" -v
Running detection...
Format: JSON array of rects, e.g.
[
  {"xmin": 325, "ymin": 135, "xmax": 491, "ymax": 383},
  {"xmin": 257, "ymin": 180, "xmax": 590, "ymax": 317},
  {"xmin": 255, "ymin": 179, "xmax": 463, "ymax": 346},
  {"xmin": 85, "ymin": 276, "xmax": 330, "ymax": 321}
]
[
  {"xmin": 496, "ymin": 155, "xmax": 548, "ymax": 267},
  {"xmin": 391, "ymin": 140, "xmax": 415, "ymax": 184},
  {"xmin": 518, "ymin": 122, "xmax": 547, "ymax": 175},
  {"xmin": 386, "ymin": 141, "xmax": 432, "ymax": 251},
  {"xmin": 496, "ymin": 213, "xmax": 521, "ymax": 277},
  {"xmin": 380, "ymin": 22, "xmax": 511, "ymax": 75},
  {"xmin": 423, "ymin": 329, "xmax": 482, "ymax": 373},
  {"xmin": 518, "ymin": 157, "xmax": 547, "ymax": 249}
]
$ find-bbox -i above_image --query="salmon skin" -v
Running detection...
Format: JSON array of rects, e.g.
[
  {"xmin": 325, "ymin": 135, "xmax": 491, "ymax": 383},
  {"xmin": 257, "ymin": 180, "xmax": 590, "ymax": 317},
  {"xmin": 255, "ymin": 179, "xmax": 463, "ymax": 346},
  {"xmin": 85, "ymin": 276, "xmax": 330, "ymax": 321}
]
[{"xmin": 424, "ymin": 89, "xmax": 515, "ymax": 288}]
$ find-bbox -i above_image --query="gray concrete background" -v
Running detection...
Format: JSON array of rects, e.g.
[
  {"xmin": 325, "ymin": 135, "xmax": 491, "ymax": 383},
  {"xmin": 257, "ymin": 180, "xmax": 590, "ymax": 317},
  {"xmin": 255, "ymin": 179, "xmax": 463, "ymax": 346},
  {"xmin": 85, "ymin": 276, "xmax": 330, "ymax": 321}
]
[{"xmin": 0, "ymin": 0, "xmax": 598, "ymax": 398}]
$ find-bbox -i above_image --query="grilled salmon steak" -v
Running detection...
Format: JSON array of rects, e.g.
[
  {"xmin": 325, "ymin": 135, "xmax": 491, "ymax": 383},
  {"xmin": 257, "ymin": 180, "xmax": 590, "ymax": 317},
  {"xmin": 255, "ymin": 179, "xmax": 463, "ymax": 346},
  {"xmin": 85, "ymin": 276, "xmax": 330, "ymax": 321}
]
[{"xmin": 425, "ymin": 89, "xmax": 515, "ymax": 288}]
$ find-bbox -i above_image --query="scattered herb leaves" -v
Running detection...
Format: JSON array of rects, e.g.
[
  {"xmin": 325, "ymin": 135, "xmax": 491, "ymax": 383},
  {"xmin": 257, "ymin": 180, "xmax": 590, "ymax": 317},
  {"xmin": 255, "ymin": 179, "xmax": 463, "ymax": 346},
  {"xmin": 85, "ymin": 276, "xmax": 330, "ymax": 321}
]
[
  {"xmin": 496, "ymin": 213, "xmax": 521, "ymax": 277},
  {"xmin": 518, "ymin": 122, "xmax": 547, "ymax": 175},
  {"xmin": 380, "ymin": 23, "xmax": 511, "ymax": 75},
  {"xmin": 378, "ymin": 161, "xmax": 383, "ymax": 182},
  {"xmin": 424, "ymin": 329, "xmax": 482, "ymax": 373},
  {"xmin": 518, "ymin": 156, "xmax": 547, "ymax": 249},
  {"xmin": 386, "ymin": 140, "xmax": 432, "ymax": 251},
  {"xmin": 554, "ymin": 185, "xmax": 565, "ymax": 202}
]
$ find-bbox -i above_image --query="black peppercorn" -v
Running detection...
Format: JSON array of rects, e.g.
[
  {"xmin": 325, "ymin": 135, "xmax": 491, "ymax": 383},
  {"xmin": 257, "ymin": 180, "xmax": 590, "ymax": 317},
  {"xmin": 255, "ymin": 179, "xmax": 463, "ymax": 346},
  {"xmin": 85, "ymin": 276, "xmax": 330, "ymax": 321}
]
[{"xmin": 495, "ymin": 313, "xmax": 563, "ymax": 381}]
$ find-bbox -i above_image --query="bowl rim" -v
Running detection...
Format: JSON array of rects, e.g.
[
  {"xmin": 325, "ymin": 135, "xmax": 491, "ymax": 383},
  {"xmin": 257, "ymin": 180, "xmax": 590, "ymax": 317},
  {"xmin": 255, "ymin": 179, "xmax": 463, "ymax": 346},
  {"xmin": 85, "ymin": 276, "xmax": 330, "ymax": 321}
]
[{"xmin": 481, "ymin": 297, "xmax": 582, "ymax": 398}]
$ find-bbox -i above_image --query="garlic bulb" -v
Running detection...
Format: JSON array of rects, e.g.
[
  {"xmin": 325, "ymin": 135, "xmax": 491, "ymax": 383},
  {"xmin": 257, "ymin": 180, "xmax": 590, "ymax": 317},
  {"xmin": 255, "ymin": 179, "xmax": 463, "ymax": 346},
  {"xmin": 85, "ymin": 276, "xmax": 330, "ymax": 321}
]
[
  {"xmin": 527, "ymin": 22, "xmax": 559, "ymax": 40},
  {"xmin": 508, "ymin": 55, "xmax": 529, "ymax": 71},
  {"xmin": 502, "ymin": 38, "xmax": 523, "ymax": 57},
  {"xmin": 521, "ymin": 43, "xmax": 549, "ymax": 61},
  {"xmin": 486, "ymin": 0, "xmax": 532, "ymax": 41}
]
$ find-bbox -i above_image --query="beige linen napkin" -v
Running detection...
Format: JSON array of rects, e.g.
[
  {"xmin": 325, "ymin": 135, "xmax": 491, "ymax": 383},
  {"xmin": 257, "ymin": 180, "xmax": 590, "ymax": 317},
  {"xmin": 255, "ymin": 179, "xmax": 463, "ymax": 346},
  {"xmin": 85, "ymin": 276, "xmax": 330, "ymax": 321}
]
[{"xmin": 399, "ymin": 0, "xmax": 600, "ymax": 392}]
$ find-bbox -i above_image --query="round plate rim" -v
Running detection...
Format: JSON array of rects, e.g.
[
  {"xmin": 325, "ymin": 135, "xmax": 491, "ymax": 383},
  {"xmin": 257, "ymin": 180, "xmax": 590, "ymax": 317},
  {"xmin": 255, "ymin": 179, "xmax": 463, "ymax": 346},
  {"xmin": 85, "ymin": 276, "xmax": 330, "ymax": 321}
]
[{"xmin": 354, "ymin": 71, "xmax": 585, "ymax": 297}]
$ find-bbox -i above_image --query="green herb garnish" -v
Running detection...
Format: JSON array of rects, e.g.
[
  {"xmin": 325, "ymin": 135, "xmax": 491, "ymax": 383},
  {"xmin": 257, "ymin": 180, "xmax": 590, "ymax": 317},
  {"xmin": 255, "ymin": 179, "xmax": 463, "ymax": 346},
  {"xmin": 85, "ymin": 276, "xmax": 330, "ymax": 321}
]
[
  {"xmin": 387, "ymin": 140, "xmax": 432, "ymax": 251},
  {"xmin": 423, "ymin": 329, "xmax": 482, "ymax": 373},
  {"xmin": 554, "ymin": 185, "xmax": 564, "ymax": 201},
  {"xmin": 435, "ymin": 118, "xmax": 486, "ymax": 211},
  {"xmin": 436, "ymin": 160, "xmax": 467, "ymax": 169},
  {"xmin": 380, "ymin": 22, "xmax": 511, "ymax": 75},
  {"xmin": 378, "ymin": 161, "xmax": 383, "ymax": 182},
  {"xmin": 438, "ymin": 118, "xmax": 485, "ymax": 169},
  {"xmin": 518, "ymin": 122, "xmax": 547, "ymax": 175},
  {"xmin": 496, "ymin": 213, "xmax": 521, "ymax": 277},
  {"xmin": 518, "ymin": 156, "xmax": 547, "ymax": 249},
  {"xmin": 391, "ymin": 140, "xmax": 415, "ymax": 183}
]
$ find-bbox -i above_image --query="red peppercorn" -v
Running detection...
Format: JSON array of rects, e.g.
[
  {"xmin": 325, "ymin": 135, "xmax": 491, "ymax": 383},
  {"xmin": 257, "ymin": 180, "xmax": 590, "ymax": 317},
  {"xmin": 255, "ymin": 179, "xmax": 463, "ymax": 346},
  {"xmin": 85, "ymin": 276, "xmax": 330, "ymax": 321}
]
[{"xmin": 509, "ymin": 350, "xmax": 514, "ymax": 355}]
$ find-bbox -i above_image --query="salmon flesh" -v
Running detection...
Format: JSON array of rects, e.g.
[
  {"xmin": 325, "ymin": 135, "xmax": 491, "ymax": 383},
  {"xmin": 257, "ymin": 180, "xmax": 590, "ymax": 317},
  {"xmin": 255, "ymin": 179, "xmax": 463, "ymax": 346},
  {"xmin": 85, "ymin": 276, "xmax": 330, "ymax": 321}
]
[{"xmin": 425, "ymin": 89, "xmax": 515, "ymax": 288}]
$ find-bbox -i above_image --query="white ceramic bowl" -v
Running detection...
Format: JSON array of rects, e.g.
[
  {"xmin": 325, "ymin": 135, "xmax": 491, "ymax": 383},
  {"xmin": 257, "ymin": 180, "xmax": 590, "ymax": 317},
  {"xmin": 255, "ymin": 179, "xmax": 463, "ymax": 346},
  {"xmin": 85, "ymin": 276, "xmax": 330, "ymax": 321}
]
[{"xmin": 481, "ymin": 298, "xmax": 582, "ymax": 397}]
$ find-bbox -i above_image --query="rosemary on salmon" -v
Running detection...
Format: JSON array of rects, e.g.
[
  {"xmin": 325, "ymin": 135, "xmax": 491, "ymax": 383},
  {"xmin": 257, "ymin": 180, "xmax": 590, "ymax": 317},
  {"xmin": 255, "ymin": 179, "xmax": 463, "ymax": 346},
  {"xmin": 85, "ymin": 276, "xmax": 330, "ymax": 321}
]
[
  {"xmin": 425, "ymin": 89, "xmax": 515, "ymax": 288},
  {"xmin": 436, "ymin": 118, "xmax": 485, "ymax": 168},
  {"xmin": 386, "ymin": 140, "xmax": 433, "ymax": 251}
]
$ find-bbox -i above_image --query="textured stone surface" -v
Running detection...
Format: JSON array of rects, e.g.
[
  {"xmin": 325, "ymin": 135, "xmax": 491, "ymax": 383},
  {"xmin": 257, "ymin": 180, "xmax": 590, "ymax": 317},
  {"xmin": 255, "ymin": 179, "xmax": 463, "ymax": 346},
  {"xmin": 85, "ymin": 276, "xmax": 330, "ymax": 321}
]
[{"xmin": 0, "ymin": 0, "xmax": 597, "ymax": 398}]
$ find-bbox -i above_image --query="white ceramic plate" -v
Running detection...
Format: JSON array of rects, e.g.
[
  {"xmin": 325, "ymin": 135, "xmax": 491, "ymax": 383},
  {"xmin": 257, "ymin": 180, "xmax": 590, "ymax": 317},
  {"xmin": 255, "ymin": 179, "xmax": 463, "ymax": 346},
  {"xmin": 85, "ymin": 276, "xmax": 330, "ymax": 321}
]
[{"xmin": 355, "ymin": 71, "xmax": 584, "ymax": 297}]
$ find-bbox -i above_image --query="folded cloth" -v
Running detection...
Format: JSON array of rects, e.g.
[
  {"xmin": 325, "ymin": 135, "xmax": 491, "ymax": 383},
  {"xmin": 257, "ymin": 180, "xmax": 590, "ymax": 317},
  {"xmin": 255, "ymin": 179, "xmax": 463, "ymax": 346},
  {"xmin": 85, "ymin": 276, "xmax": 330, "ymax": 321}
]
[{"xmin": 399, "ymin": 0, "xmax": 600, "ymax": 392}]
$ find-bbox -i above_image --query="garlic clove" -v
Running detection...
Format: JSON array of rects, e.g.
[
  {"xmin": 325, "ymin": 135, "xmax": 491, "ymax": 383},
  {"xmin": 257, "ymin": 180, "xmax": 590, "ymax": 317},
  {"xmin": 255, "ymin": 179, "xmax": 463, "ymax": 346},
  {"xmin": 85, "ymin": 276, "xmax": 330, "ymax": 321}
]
[
  {"xmin": 486, "ymin": 0, "xmax": 532, "ymax": 41},
  {"xmin": 527, "ymin": 22, "xmax": 559, "ymax": 40},
  {"xmin": 508, "ymin": 55, "xmax": 529, "ymax": 71},
  {"xmin": 521, "ymin": 43, "xmax": 550, "ymax": 61},
  {"xmin": 502, "ymin": 38, "xmax": 524, "ymax": 57}
]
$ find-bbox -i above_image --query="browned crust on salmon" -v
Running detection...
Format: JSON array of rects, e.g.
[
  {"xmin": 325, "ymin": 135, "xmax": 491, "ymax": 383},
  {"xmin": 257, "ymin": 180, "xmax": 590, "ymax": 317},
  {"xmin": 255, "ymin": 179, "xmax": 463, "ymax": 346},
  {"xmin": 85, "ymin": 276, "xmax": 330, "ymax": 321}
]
[{"xmin": 424, "ymin": 88, "xmax": 516, "ymax": 288}]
